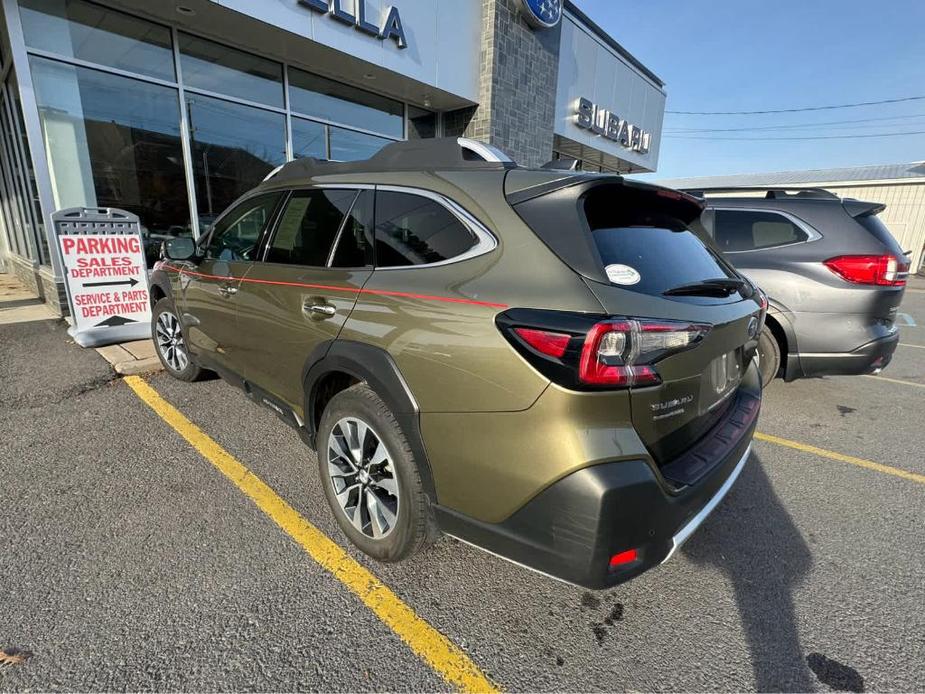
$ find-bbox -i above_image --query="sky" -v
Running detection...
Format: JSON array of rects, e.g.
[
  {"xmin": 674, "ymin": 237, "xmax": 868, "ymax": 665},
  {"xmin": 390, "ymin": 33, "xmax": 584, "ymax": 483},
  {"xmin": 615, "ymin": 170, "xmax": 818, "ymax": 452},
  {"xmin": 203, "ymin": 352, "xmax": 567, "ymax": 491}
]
[{"xmin": 572, "ymin": 0, "xmax": 925, "ymax": 180}]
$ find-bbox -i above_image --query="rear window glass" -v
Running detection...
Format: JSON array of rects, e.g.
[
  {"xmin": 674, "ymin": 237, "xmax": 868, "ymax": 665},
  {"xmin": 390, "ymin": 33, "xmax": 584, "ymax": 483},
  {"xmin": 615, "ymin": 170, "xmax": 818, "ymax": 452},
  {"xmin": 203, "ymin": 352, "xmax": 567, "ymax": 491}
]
[{"xmin": 584, "ymin": 189, "xmax": 735, "ymax": 296}]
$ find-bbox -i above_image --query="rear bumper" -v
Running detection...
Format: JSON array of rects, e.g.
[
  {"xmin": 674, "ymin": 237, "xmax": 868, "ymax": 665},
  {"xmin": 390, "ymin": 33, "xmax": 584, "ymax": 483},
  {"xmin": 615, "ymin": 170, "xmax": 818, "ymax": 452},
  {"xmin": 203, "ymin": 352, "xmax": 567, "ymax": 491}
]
[
  {"xmin": 435, "ymin": 386, "xmax": 760, "ymax": 589},
  {"xmin": 797, "ymin": 332, "xmax": 899, "ymax": 377}
]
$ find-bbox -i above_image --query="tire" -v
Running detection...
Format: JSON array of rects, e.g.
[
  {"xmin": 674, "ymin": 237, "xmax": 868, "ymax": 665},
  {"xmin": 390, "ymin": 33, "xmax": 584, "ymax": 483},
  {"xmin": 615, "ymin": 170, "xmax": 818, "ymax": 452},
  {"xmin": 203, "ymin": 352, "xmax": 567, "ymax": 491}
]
[
  {"xmin": 152, "ymin": 297, "xmax": 204, "ymax": 382},
  {"xmin": 317, "ymin": 383, "xmax": 435, "ymax": 562},
  {"xmin": 756, "ymin": 325, "xmax": 781, "ymax": 389}
]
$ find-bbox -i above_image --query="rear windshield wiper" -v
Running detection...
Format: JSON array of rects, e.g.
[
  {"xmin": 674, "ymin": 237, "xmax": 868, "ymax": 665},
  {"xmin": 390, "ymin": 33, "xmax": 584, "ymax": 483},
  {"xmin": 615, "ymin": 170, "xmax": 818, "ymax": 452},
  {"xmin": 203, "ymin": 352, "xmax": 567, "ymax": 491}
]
[{"xmin": 663, "ymin": 277, "xmax": 745, "ymax": 297}]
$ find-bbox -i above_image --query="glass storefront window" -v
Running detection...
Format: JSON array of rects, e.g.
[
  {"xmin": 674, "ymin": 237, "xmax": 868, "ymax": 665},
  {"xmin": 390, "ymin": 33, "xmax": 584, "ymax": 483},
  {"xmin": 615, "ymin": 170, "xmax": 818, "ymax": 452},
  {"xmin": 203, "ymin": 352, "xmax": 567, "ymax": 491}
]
[
  {"xmin": 6, "ymin": 71, "xmax": 47, "ymax": 262},
  {"xmin": 289, "ymin": 67, "xmax": 403, "ymax": 139},
  {"xmin": 179, "ymin": 33, "xmax": 283, "ymax": 108},
  {"xmin": 30, "ymin": 56, "xmax": 192, "ymax": 266},
  {"xmin": 291, "ymin": 117, "xmax": 326, "ymax": 159},
  {"xmin": 329, "ymin": 126, "xmax": 390, "ymax": 161},
  {"xmin": 20, "ymin": 0, "xmax": 174, "ymax": 82},
  {"xmin": 408, "ymin": 106, "xmax": 437, "ymax": 139},
  {"xmin": 186, "ymin": 93, "xmax": 286, "ymax": 229}
]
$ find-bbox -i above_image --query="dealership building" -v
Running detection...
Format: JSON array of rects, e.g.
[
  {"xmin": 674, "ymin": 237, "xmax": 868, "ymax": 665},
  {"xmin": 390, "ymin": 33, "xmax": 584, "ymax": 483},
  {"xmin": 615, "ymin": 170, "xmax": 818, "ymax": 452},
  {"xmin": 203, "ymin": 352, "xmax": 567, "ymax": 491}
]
[{"xmin": 0, "ymin": 0, "xmax": 666, "ymax": 315}]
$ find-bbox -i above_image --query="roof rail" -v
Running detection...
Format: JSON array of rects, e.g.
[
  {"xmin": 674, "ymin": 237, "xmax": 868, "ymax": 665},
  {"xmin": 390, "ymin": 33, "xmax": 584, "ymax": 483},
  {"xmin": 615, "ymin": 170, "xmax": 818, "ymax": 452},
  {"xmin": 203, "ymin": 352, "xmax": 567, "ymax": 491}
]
[
  {"xmin": 540, "ymin": 158, "xmax": 581, "ymax": 171},
  {"xmin": 262, "ymin": 138, "xmax": 517, "ymax": 185},
  {"xmin": 680, "ymin": 186, "xmax": 839, "ymax": 200}
]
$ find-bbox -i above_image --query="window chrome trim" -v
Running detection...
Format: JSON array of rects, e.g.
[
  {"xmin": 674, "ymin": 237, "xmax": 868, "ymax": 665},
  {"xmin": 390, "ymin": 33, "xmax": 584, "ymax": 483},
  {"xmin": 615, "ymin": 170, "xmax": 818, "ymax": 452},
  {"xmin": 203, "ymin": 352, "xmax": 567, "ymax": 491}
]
[
  {"xmin": 374, "ymin": 184, "xmax": 499, "ymax": 269},
  {"xmin": 324, "ymin": 189, "xmax": 362, "ymax": 268},
  {"xmin": 710, "ymin": 207, "xmax": 822, "ymax": 254}
]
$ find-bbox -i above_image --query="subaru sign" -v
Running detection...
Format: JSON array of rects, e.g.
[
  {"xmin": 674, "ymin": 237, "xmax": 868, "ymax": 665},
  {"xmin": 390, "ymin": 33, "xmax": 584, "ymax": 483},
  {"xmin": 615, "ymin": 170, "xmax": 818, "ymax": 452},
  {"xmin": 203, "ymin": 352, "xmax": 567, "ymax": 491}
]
[{"xmin": 518, "ymin": 0, "xmax": 563, "ymax": 29}]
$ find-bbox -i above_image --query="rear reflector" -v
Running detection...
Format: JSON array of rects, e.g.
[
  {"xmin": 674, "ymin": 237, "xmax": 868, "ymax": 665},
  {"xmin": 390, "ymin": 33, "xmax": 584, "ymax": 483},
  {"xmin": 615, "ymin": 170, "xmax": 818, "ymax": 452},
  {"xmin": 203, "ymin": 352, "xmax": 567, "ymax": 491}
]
[
  {"xmin": 609, "ymin": 548, "xmax": 639, "ymax": 569},
  {"xmin": 513, "ymin": 327, "xmax": 571, "ymax": 358},
  {"xmin": 824, "ymin": 254, "xmax": 909, "ymax": 287}
]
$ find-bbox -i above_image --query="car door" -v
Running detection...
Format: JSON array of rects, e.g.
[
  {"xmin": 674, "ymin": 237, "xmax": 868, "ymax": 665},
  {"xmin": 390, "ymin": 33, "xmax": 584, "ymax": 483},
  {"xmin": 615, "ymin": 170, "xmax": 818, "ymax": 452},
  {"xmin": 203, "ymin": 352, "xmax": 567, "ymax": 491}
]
[
  {"xmin": 178, "ymin": 192, "xmax": 284, "ymax": 376},
  {"xmin": 233, "ymin": 187, "xmax": 375, "ymax": 412}
]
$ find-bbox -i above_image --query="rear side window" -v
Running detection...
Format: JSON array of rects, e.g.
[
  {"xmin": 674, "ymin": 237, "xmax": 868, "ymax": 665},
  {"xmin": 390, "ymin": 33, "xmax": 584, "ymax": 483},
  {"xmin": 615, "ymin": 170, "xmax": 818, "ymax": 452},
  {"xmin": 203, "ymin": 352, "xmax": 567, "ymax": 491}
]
[
  {"xmin": 374, "ymin": 191, "xmax": 476, "ymax": 267},
  {"xmin": 584, "ymin": 188, "xmax": 736, "ymax": 296},
  {"xmin": 713, "ymin": 209, "xmax": 809, "ymax": 252},
  {"xmin": 266, "ymin": 189, "xmax": 356, "ymax": 266}
]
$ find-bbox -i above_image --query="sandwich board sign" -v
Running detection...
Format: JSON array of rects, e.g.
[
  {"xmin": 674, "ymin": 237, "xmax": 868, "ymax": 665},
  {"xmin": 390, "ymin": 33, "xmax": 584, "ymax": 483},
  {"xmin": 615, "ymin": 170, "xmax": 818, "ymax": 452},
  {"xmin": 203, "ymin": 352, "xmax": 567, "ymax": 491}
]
[{"xmin": 53, "ymin": 207, "xmax": 152, "ymax": 348}]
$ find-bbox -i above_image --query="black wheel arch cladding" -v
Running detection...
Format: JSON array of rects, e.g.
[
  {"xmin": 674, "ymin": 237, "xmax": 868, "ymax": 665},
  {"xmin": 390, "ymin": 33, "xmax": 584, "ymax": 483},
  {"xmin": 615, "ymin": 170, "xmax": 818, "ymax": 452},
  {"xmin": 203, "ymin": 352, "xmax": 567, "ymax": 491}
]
[{"xmin": 302, "ymin": 340, "xmax": 438, "ymax": 504}]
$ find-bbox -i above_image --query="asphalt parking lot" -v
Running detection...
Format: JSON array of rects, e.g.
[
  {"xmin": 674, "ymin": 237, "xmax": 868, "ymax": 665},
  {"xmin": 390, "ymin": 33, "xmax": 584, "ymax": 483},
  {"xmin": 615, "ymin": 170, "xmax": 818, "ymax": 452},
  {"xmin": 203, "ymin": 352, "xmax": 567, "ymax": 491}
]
[{"xmin": 1, "ymin": 287, "xmax": 923, "ymax": 692}]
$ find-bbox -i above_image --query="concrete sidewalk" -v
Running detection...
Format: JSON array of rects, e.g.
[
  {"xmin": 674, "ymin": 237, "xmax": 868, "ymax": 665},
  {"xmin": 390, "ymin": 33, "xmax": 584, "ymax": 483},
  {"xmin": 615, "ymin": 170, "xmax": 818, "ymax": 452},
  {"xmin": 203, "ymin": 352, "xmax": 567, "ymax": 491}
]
[
  {"xmin": 0, "ymin": 273, "xmax": 57, "ymax": 325},
  {"xmin": 95, "ymin": 338, "xmax": 162, "ymax": 376}
]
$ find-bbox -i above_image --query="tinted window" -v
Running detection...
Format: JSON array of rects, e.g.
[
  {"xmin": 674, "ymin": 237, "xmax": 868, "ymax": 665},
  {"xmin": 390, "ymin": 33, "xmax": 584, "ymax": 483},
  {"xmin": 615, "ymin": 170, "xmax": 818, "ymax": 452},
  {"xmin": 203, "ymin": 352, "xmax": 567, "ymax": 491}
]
[
  {"xmin": 186, "ymin": 94, "xmax": 286, "ymax": 229},
  {"xmin": 29, "ymin": 57, "xmax": 191, "ymax": 268},
  {"xmin": 330, "ymin": 126, "xmax": 391, "ymax": 161},
  {"xmin": 713, "ymin": 209, "xmax": 809, "ymax": 252},
  {"xmin": 288, "ymin": 67, "xmax": 403, "ymax": 138},
  {"xmin": 584, "ymin": 188, "xmax": 735, "ymax": 296},
  {"xmin": 374, "ymin": 192, "xmax": 477, "ymax": 267},
  {"xmin": 206, "ymin": 193, "xmax": 281, "ymax": 261},
  {"xmin": 266, "ymin": 189, "xmax": 356, "ymax": 267},
  {"xmin": 179, "ymin": 33, "xmax": 283, "ymax": 107},
  {"xmin": 332, "ymin": 190, "xmax": 374, "ymax": 268},
  {"xmin": 292, "ymin": 117, "xmax": 326, "ymax": 159},
  {"xmin": 20, "ymin": 0, "xmax": 175, "ymax": 81}
]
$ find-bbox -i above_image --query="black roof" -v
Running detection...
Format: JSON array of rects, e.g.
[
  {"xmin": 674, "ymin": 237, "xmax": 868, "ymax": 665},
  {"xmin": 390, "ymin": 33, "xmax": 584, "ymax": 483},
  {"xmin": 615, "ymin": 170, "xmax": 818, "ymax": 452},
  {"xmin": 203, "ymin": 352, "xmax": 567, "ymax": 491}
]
[{"xmin": 264, "ymin": 138, "xmax": 516, "ymax": 186}]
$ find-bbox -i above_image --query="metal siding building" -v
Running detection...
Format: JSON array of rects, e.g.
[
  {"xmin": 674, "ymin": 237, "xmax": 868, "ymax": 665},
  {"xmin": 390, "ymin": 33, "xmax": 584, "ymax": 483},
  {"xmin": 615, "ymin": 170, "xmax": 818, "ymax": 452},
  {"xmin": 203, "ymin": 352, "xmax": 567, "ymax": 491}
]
[
  {"xmin": 0, "ymin": 0, "xmax": 666, "ymax": 314},
  {"xmin": 659, "ymin": 162, "xmax": 925, "ymax": 273}
]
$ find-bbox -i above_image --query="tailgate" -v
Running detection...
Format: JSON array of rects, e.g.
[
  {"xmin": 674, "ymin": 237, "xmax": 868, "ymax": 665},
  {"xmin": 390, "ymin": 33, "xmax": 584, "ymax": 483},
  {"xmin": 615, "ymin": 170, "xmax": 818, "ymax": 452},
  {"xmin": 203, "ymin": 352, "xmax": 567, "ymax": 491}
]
[{"xmin": 586, "ymin": 279, "xmax": 760, "ymax": 463}]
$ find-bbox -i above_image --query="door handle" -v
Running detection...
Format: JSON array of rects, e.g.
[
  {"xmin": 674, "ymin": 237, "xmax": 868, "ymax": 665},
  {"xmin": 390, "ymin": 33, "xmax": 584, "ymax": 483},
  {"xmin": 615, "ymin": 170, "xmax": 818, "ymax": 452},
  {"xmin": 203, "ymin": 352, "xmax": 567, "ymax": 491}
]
[
  {"xmin": 304, "ymin": 301, "xmax": 336, "ymax": 318},
  {"xmin": 218, "ymin": 284, "xmax": 238, "ymax": 297}
]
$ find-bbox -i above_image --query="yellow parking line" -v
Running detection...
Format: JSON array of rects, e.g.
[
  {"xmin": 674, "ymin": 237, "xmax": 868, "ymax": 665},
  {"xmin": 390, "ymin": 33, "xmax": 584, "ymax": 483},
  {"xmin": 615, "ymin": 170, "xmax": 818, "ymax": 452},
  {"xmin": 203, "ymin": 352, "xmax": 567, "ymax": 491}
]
[
  {"xmin": 124, "ymin": 375, "xmax": 498, "ymax": 694},
  {"xmin": 754, "ymin": 432, "xmax": 925, "ymax": 485},
  {"xmin": 863, "ymin": 374, "xmax": 925, "ymax": 389},
  {"xmin": 898, "ymin": 342, "xmax": 925, "ymax": 349}
]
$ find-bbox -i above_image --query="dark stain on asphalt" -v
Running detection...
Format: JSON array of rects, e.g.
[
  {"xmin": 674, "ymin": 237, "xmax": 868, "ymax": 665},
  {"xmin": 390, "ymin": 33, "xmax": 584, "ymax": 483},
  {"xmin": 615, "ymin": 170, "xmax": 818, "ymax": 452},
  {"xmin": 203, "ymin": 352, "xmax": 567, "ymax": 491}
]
[
  {"xmin": 837, "ymin": 404, "xmax": 857, "ymax": 417},
  {"xmin": 556, "ymin": 655, "xmax": 564, "ymax": 666},
  {"xmin": 591, "ymin": 623, "xmax": 607, "ymax": 645},
  {"xmin": 604, "ymin": 603, "xmax": 624, "ymax": 625},
  {"xmin": 806, "ymin": 652, "xmax": 865, "ymax": 692},
  {"xmin": 580, "ymin": 592, "xmax": 601, "ymax": 609}
]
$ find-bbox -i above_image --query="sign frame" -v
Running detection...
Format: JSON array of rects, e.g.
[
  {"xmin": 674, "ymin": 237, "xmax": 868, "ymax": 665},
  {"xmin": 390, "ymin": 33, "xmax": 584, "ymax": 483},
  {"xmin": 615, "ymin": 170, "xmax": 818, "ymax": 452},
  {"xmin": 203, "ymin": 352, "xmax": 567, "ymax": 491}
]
[{"xmin": 53, "ymin": 207, "xmax": 153, "ymax": 348}]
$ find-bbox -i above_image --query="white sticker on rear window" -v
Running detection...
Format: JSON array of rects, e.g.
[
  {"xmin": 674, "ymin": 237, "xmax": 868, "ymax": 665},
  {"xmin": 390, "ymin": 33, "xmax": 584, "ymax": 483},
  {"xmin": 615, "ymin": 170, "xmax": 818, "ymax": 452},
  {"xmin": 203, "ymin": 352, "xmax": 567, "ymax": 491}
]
[{"xmin": 605, "ymin": 264, "xmax": 641, "ymax": 286}]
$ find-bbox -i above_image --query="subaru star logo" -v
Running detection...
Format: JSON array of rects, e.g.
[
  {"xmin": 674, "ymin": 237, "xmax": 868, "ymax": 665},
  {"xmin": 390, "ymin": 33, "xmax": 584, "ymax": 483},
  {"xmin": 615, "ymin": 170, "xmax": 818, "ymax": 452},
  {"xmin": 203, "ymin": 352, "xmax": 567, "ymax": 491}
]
[{"xmin": 518, "ymin": 0, "xmax": 563, "ymax": 29}]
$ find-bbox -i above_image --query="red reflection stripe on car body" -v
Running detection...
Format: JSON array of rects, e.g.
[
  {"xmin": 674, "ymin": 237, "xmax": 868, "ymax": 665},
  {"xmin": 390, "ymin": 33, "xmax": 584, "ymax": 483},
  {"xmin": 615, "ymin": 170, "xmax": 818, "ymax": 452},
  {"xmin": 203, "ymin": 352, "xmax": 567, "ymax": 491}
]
[{"xmin": 160, "ymin": 264, "xmax": 508, "ymax": 309}]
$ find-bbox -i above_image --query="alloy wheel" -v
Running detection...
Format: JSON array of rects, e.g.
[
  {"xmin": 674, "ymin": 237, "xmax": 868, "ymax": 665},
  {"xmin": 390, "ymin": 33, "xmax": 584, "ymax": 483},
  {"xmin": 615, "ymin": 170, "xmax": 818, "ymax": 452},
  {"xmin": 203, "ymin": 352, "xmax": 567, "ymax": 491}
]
[
  {"xmin": 155, "ymin": 310, "xmax": 189, "ymax": 373},
  {"xmin": 327, "ymin": 417, "xmax": 399, "ymax": 539}
]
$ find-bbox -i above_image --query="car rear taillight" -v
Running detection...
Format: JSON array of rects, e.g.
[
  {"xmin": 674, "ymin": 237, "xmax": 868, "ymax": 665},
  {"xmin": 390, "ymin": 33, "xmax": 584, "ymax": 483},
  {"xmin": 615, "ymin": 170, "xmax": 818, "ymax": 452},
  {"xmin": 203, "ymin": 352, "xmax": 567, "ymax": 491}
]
[
  {"xmin": 512, "ymin": 327, "xmax": 570, "ymax": 358},
  {"xmin": 579, "ymin": 319, "xmax": 710, "ymax": 387},
  {"xmin": 498, "ymin": 310, "xmax": 711, "ymax": 390},
  {"xmin": 824, "ymin": 254, "xmax": 910, "ymax": 287}
]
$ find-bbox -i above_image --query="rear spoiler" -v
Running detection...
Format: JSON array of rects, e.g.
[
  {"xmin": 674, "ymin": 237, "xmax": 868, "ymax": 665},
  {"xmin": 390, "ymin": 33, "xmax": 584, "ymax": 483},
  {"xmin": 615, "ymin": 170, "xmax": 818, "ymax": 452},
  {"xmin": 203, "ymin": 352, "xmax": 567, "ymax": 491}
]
[{"xmin": 842, "ymin": 199, "xmax": 886, "ymax": 218}]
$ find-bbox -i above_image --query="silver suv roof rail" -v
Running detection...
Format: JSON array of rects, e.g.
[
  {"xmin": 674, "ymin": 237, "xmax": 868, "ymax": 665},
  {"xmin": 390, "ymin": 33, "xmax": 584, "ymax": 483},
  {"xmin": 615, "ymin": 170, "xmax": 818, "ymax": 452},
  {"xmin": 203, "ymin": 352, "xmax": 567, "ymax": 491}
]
[{"xmin": 683, "ymin": 186, "xmax": 839, "ymax": 201}]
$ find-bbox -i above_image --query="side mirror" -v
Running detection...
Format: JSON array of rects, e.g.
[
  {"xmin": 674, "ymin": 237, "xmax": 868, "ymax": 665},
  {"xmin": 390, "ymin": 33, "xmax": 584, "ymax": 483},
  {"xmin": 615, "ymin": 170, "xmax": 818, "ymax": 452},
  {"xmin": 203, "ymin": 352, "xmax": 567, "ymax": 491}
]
[{"xmin": 163, "ymin": 236, "xmax": 197, "ymax": 261}]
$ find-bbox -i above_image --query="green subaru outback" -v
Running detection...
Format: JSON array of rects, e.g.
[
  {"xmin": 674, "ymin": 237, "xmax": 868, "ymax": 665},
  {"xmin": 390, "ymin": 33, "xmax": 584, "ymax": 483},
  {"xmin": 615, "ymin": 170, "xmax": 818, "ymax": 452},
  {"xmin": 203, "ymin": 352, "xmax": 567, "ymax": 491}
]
[{"xmin": 150, "ymin": 138, "xmax": 764, "ymax": 589}]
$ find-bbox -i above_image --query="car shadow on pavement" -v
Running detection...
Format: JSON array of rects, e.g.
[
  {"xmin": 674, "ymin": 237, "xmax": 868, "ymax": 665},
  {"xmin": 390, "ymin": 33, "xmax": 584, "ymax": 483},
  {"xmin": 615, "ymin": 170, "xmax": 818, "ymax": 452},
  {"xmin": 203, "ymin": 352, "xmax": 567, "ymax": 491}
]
[{"xmin": 682, "ymin": 452, "xmax": 815, "ymax": 692}]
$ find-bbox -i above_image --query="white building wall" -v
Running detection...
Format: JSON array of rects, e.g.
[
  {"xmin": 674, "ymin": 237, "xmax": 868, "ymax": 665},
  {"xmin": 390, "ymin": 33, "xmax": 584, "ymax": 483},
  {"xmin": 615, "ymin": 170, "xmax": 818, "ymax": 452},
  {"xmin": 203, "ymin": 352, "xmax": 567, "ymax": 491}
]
[{"xmin": 209, "ymin": 0, "xmax": 482, "ymax": 102}]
